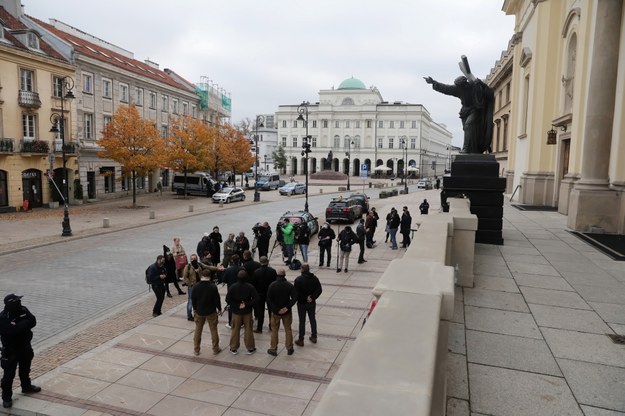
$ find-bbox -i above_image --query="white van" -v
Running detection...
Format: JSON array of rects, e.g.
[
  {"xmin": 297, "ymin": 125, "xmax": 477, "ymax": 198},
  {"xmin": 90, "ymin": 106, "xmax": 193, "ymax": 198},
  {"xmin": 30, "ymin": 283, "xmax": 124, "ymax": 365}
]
[
  {"xmin": 172, "ymin": 172, "xmax": 215, "ymax": 196},
  {"xmin": 255, "ymin": 173, "xmax": 281, "ymax": 190}
]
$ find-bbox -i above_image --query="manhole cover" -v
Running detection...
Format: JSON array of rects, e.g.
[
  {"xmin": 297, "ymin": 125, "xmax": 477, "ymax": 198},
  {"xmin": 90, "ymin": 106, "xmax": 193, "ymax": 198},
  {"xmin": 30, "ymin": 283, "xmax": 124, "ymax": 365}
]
[{"xmin": 607, "ymin": 334, "xmax": 625, "ymax": 344}]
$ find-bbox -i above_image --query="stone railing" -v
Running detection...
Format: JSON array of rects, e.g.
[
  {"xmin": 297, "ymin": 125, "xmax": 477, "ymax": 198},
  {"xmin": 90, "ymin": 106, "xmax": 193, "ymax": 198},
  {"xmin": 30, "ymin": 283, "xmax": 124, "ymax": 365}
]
[{"xmin": 312, "ymin": 197, "xmax": 476, "ymax": 416}]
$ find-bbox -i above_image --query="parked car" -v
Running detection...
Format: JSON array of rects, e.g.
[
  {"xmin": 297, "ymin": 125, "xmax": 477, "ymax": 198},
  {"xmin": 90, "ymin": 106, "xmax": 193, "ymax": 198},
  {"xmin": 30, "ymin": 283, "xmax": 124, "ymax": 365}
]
[
  {"xmin": 279, "ymin": 182, "xmax": 306, "ymax": 196},
  {"xmin": 325, "ymin": 197, "xmax": 363, "ymax": 223},
  {"xmin": 278, "ymin": 210, "xmax": 319, "ymax": 236},
  {"xmin": 348, "ymin": 192, "xmax": 370, "ymax": 215},
  {"xmin": 416, "ymin": 179, "xmax": 433, "ymax": 190},
  {"xmin": 211, "ymin": 187, "xmax": 246, "ymax": 203}
]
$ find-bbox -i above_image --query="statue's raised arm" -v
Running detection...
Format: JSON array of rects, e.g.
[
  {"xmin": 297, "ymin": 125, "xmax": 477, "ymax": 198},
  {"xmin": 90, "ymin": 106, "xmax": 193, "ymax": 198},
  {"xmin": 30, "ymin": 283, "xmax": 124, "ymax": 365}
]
[{"xmin": 424, "ymin": 56, "xmax": 494, "ymax": 154}]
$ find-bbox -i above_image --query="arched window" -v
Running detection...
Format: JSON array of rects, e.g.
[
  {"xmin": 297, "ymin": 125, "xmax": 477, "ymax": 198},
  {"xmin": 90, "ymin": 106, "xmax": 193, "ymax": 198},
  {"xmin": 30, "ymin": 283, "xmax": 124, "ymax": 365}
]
[
  {"xmin": 563, "ymin": 33, "xmax": 577, "ymax": 113},
  {"xmin": 333, "ymin": 135, "xmax": 340, "ymax": 148}
]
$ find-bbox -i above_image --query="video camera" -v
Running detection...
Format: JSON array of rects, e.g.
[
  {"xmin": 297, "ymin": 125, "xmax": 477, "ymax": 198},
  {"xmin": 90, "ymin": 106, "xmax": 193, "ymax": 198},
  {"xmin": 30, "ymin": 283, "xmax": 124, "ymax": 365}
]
[{"xmin": 252, "ymin": 222, "xmax": 262, "ymax": 237}]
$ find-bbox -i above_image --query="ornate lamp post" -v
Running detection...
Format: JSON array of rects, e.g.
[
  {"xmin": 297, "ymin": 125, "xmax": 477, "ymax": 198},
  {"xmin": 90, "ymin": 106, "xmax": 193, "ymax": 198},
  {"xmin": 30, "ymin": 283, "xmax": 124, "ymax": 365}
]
[
  {"xmin": 264, "ymin": 154, "xmax": 268, "ymax": 171},
  {"xmin": 253, "ymin": 115, "xmax": 264, "ymax": 202},
  {"xmin": 49, "ymin": 76, "xmax": 75, "ymax": 236},
  {"xmin": 346, "ymin": 139, "xmax": 354, "ymax": 190},
  {"xmin": 297, "ymin": 101, "xmax": 310, "ymax": 212}
]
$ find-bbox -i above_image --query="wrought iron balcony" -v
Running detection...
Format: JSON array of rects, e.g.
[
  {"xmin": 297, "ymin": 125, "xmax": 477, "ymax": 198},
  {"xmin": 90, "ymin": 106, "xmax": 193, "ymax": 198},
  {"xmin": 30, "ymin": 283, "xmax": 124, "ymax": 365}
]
[
  {"xmin": 18, "ymin": 90, "xmax": 42, "ymax": 108},
  {"xmin": 20, "ymin": 139, "xmax": 49, "ymax": 154},
  {"xmin": 0, "ymin": 138, "xmax": 15, "ymax": 153},
  {"xmin": 54, "ymin": 142, "xmax": 77, "ymax": 154}
]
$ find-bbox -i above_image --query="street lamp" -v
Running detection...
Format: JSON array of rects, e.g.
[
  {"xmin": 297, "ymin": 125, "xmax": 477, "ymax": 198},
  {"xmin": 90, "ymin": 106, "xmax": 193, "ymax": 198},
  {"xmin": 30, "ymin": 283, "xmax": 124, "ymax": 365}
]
[
  {"xmin": 49, "ymin": 76, "xmax": 75, "ymax": 236},
  {"xmin": 297, "ymin": 101, "xmax": 310, "ymax": 212},
  {"xmin": 264, "ymin": 154, "xmax": 268, "ymax": 171},
  {"xmin": 401, "ymin": 137, "xmax": 408, "ymax": 192},
  {"xmin": 253, "ymin": 115, "xmax": 264, "ymax": 202},
  {"xmin": 345, "ymin": 139, "xmax": 354, "ymax": 190}
]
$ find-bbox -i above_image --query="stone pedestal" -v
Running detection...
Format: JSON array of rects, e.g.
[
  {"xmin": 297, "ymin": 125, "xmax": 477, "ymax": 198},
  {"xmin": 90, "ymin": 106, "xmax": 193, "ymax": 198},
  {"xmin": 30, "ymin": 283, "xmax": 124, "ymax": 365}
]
[{"xmin": 441, "ymin": 154, "xmax": 506, "ymax": 245}]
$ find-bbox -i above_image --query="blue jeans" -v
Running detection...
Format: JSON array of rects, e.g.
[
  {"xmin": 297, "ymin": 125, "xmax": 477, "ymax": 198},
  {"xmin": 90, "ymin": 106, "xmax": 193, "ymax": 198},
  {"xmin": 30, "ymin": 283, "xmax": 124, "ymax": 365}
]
[
  {"xmin": 186, "ymin": 286, "xmax": 194, "ymax": 319},
  {"xmin": 299, "ymin": 244, "xmax": 309, "ymax": 262},
  {"xmin": 285, "ymin": 244, "xmax": 294, "ymax": 263},
  {"xmin": 389, "ymin": 228, "xmax": 398, "ymax": 249}
]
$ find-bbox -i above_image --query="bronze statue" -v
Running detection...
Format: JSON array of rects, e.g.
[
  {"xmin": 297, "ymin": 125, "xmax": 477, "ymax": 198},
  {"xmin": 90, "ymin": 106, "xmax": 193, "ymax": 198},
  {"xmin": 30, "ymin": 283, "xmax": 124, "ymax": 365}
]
[
  {"xmin": 425, "ymin": 55, "xmax": 494, "ymax": 154},
  {"xmin": 325, "ymin": 151, "xmax": 333, "ymax": 169}
]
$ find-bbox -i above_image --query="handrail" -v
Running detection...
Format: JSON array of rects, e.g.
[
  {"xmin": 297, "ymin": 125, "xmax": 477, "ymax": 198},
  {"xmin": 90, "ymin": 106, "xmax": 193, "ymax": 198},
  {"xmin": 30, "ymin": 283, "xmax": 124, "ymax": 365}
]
[{"xmin": 510, "ymin": 184, "xmax": 521, "ymax": 201}]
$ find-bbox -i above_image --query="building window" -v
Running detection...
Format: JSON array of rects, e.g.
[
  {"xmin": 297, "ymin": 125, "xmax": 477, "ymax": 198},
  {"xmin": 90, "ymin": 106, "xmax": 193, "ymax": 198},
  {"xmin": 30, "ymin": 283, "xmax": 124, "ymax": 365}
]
[
  {"xmin": 0, "ymin": 170, "xmax": 8, "ymax": 207},
  {"xmin": 149, "ymin": 91, "xmax": 157, "ymax": 109},
  {"xmin": 135, "ymin": 88, "xmax": 143, "ymax": 106},
  {"xmin": 102, "ymin": 79, "xmax": 112, "ymax": 98},
  {"xmin": 52, "ymin": 76, "xmax": 63, "ymax": 97},
  {"xmin": 22, "ymin": 114, "xmax": 36, "ymax": 140},
  {"xmin": 102, "ymin": 167, "xmax": 115, "ymax": 193},
  {"xmin": 312, "ymin": 120, "xmax": 317, "ymax": 128},
  {"xmin": 343, "ymin": 137, "xmax": 351, "ymax": 148},
  {"xmin": 282, "ymin": 120, "xmax": 287, "ymax": 128},
  {"xmin": 355, "ymin": 120, "xmax": 360, "ymax": 128},
  {"xmin": 191, "ymin": 105, "xmax": 197, "ymax": 118},
  {"xmin": 84, "ymin": 113, "xmax": 93, "ymax": 139},
  {"xmin": 162, "ymin": 95, "xmax": 168, "ymax": 112},
  {"xmin": 292, "ymin": 137, "xmax": 298, "ymax": 147},
  {"xmin": 335, "ymin": 120, "xmax": 340, "ymax": 128},
  {"xmin": 389, "ymin": 137, "xmax": 394, "ymax": 149},
  {"xmin": 345, "ymin": 120, "xmax": 350, "ymax": 128},
  {"xmin": 281, "ymin": 137, "xmax": 287, "ymax": 147},
  {"xmin": 172, "ymin": 99, "xmax": 179, "ymax": 114},
  {"xmin": 389, "ymin": 121, "xmax": 395, "ymax": 129},
  {"xmin": 378, "ymin": 120, "xmax": 383, "ymax": 128},
  {"xmin": 103, "ymin": 115, "xmax": 112, "ymax": 128},
  {"xmin": 410, "ymin": 137, "xmax": 416, "ymax": 149},
  {"xmin": 20, "ymin": 69, "xmax": 34, "ymax": 91},
  {"xmin": 354, "ymin": 136, "xmax": 361, "ymax": 148},
  {"xmin": 400, "ymin": 121, "xmax": 405, "ymax": 128},
  {"xmin": 161, "ymin": 125, "xmax": 168, "ymax": 138},
  {"xmin": 366, "ymin": 120, "xmax": 371, "ymax": 128},
  {"xmin": 182, "ymin": 102, "xmax": 188, "ymax": 115},
  {"xmin": 412, "ymin": 120, "xmax": 417, "ymax": 129},
  {"xmin": 323, "ymin": 120, "xmax": 328, "ymax": 128},
  {"xmin": 377, "ymin": 137, "xmax": 383, "ymax": 148},
  {"xmin": 120, "ymin": 83, "xmax": 129, "ymax": 102},
  {"xmin": 27, "ymin": 32, "xmax": 39, "ymax": 49},
  {"xmin": 312, "ymin": 137, "xmax": 317, "ymax": 147},
  {"xmin": 82, "ymin": 73, "xmax": 93, "ymax": 94},
  {"xmin": 292, "ymin": 120, "xmax": 297, "ymax": 128},
  {"xmin": 334, "ymin": 135, "xmax": 340, "ymax": 148}
]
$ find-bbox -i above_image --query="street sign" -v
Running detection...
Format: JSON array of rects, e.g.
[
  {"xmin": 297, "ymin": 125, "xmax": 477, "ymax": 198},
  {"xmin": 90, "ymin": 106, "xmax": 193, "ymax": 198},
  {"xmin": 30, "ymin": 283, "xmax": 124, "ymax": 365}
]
[{"xmin": 360, "ymin": 164, "xmax": 368, "ymax": 171}]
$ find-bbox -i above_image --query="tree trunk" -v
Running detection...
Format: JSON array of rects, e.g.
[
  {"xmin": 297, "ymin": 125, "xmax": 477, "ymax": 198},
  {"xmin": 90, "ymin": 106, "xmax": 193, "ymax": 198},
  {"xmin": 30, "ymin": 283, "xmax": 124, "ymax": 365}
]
[
  {"xmin": 132, "ymin": 170, "xmax": 137, "ymax": 208},
  {"xmin": 183, "ymin": 169, "xmax": 188, "ymax": 199}
]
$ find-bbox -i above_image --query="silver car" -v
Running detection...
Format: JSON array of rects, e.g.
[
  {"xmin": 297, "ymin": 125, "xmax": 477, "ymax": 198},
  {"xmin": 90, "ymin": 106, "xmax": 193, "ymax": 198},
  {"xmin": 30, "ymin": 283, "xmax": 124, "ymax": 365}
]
[{"xmin": 212, "ymin": 187, "xmax": 246, "ymax": 203}]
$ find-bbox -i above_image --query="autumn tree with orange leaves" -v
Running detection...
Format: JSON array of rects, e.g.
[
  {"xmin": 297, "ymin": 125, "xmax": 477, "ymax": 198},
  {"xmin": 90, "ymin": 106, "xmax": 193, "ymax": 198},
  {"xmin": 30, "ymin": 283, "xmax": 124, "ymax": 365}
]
[
  {"xmin": 165, "ymin": 116, "xmax": 213, "ymax": 198},
  {"xmin": 98, "ymin": 105, "xmax": 165, "ymax": 207},
  {"xmin": 220, "ymin": 123, "xmax": 254, "ymax": 187}
]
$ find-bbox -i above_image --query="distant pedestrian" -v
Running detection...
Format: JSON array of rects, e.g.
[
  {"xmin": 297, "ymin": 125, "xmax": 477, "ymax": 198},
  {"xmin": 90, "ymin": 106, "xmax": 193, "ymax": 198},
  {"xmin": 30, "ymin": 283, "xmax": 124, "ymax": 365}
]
[
  {"xmin": 384, "ymin": 208, "xmax": 395, "ymax": 243},
  {"xmin": 296, "ymin": 223, "xmax": 311, "ymax": 263},
  {"xmin": 209, "ymin": 226, "xmax": 223, "ymax": 266},
  {"xmin": 0, "ymin": 294, "xmax": 41, "ymax": 409},
  {"xmin": 365, "ymin": 209, "xmax": 377, "ymax": 248},
  {"xmin": 226, "ymin": 270, "xmax": 258, "ymax": 355},
  {"xmin": 172, "ymin": 237, "xmax": 188, "ymax": 279},
  {"xmin": 191, "ymin": 269, "xmax": 222, "ymax": 356},
  {"xmin": 388, "ymin": 208, "xmax": 400, "ymax": 250},
  {"xmin": 147, "ymin": 255, "xmax": 167, "ymax": 317},
  {"xmin": 317, "ymin": 223, "xmax": 335, "ymax": 267},
  {"xmin": 400, "ymin": 206, "xmax": 412, "ymax": 248},
  {"xmin": 294, "ymin": 264, "xmax": 322, "ymax": 346},
  {"xmin": 222, "ymin": 233, "xmax": 236, "ymax": 267},
  {"xmin": 183, "ymin": 254, "xmax": 223, "ymax": 321},
  {"xmin": 163, "ymin": 246, "xmax": 186, "ymax": 297},
  {"xmin": 252, "ymin": 256, "xmax": 277, "ymax": 333},
  {"xmin": 419, "ymin": 199, "xmax": 430, "ymax": 215},
  {"xmin": 337, "ymin": 225, "xmax": 357, "ymax": 273},
  {"xmin": 266, "ymin": 268, "xmax": 297, "ymax": 356},
  {"xmin": 356, "ymin": 219, "xmax": 367, "ymax": 263}
]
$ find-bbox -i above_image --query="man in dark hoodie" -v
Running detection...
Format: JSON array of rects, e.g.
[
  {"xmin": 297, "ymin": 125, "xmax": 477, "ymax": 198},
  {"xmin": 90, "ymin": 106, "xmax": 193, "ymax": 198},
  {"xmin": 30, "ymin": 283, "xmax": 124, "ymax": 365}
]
[
  {"xmin": 266, "ymin": 268, "xmax": 297, "ymax": 356},
  {"xmin": 225, "ymin": 270, "xmax": 258, "ymax": 355},
  {"xmin": 163, "ymin": 245, "xmax": 185, "ymax": 297},
  {"xmin": 0, "ymin": 294, "xmax": 41, "ymax": 409},
  {"xmin": 191, "ymin": 269, "xmax": 222, "ymax": 356},
  {"xmin": 252, "ymin": 256, "xmax": 277, "ymax": 333},
  {"xmin": 147, "ymin": 255, "xmax": 167, "ymax": 317},
  {"xmin": 293, "ymin": 264, "xmax": 323, "ymax": 346}
]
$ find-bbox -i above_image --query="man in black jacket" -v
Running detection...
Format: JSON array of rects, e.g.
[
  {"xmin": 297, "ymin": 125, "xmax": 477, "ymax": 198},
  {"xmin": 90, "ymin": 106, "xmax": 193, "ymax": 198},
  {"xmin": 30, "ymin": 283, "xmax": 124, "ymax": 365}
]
[
  {"xmin": 225, "ymin": 270, "xmax": 258, "ymax": 355},
  {"xmin": 255, "ymin": 222, "xmax": 272, "ymax": 258},
  {"xmin": 400, "ymin": 206, "xmax": 412, "ymax": 248},
  {"xmin": 241, "ymin": 250, "xmax": 261, "ymax": 287},
  {"xmin": 191, "ymin": 270, "xmax": 222, "ymax": 356},
  {"xmin": 252, "ymin": 256, "xmax": 277, "ymax": 333},
  {"xmin": 337, "ymin": 226, "xmax": 357, "ymax": 273},
  {"xmin": 356, "ymin": 219, "xmax": 367, "ymax": 264},
  {"xmin": 147, "ymin": 255, "xmax": 167, "ymax": 317},
  {"xmin": 266, "ymin": 268, "xmax": 297, "ymax": 356},
  {"xmin": 317, "ymin": 223, "xmax": 336, "ymax": 267},
  {"xmin": 0, "ymin": 294, "xmax": 41, "ymax": 409},
  {"xmin": 293, "ymin": 264, "xmax": 323, "ymax": 346}
]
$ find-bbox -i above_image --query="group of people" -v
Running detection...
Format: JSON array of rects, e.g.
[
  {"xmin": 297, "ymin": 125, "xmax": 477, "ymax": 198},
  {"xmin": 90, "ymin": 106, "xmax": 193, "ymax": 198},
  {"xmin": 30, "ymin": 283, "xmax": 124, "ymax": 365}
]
[{"xmin": 383, "ymin": 200, "xmax": 429, "ymax": 250}]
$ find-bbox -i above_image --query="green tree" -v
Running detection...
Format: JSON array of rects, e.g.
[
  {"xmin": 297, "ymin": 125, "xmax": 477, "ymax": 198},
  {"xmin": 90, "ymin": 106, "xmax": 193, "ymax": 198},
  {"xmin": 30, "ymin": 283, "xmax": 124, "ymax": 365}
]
[
  {"xmin": 272, "ymin": 145, "xmax": 287, "ymax": 173},
  {"xmin": 99, "ymin": 105, "xmax": 165, "ymax": 208}
]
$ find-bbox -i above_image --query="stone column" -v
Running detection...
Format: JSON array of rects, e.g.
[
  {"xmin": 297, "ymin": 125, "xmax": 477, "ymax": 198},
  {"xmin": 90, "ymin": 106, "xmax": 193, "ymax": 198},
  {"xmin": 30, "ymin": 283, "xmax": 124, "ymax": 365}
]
[{"xmin": 568, "ymin": 0, "xmax": 622, "ymax": 232}]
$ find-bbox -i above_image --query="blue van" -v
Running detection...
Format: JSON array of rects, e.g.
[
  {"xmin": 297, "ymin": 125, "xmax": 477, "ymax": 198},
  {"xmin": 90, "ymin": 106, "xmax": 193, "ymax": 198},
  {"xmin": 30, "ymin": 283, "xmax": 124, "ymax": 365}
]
[{"xmin": 255, "ymin": 174, "xmax": 281, "ymax": 190}]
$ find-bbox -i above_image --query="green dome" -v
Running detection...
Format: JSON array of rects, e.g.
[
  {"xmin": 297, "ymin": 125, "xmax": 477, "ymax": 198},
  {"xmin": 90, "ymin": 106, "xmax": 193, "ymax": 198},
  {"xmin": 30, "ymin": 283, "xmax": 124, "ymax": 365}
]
[{"xmin": 338, "ymin": 77, "xmax": 366, "ymax": 90}]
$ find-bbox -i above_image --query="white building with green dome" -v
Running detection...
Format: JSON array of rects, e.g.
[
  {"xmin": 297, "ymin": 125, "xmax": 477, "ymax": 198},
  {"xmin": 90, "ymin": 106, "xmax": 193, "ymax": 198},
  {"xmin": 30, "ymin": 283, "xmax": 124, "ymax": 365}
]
[{"xmin": 275, "ymin": 77, "xmax": 453, "ymax": 179}]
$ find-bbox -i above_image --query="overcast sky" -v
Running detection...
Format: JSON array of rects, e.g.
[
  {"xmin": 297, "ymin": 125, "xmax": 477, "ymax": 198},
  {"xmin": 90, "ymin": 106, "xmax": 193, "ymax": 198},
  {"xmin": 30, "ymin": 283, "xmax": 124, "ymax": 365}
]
[{"xmin": 25, "ymin": 0, "xmax": 514, "ymax": 147}]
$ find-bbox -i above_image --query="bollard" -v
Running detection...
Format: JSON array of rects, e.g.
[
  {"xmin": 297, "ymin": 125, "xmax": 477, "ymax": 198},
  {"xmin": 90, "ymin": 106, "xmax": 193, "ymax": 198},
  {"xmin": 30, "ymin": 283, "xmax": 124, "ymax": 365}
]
[
  {"xmin": 189, "ymin": 205, "xmax": 194, "ymax": 212},
  {"xmin": 103, "ymin": 218, "xmax": 110, "ymax": 228},
  {"xmin": 219, "ymin": 200, "xmax": 223, "ymax": 208},
  {"xmin": 319, "ymin": 188, "xmax": 323, "ymax": 194},
  {"xmin": 149, "ymin": 211, "xmax": 155, "ymax": 219}
]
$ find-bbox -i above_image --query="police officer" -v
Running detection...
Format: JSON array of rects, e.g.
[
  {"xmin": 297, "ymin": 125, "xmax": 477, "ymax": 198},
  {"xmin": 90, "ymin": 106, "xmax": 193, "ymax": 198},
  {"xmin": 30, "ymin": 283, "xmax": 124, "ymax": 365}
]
[{"xmin": 0, "ymin": 294, "xmax": 41, "ymax": 409}]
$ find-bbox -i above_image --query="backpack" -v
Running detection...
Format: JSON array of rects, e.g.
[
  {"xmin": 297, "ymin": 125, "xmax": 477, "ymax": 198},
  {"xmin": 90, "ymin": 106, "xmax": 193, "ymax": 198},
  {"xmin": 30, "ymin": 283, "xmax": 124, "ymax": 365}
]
[{"xmin": 289, "ymin": 259, "xmax": 302, "ymax": 270}]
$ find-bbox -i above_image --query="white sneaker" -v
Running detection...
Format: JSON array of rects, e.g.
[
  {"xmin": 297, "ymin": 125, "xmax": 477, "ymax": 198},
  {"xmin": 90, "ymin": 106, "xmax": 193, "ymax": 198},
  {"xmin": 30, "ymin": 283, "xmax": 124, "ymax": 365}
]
[{"xmin": 225, "ymin": 323, "xmax": 232, "ymax": 329}]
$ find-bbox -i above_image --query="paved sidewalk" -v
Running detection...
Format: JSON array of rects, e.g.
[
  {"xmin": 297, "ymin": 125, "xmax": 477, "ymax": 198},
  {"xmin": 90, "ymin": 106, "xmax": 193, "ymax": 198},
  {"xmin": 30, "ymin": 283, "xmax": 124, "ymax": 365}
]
[{"xmin": 1, "ymin": 185, "xmax": 624, "ymax": 415}]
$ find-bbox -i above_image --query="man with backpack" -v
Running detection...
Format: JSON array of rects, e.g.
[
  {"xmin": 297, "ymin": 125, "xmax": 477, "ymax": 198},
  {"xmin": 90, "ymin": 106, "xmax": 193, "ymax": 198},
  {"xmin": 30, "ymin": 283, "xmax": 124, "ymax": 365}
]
[{"xmin": 146, "ymin": 255, "xmax": 167, "ymax": 317}]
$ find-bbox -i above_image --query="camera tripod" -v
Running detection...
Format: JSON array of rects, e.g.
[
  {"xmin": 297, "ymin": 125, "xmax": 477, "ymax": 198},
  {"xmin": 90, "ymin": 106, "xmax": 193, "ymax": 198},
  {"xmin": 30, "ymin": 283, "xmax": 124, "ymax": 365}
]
[{"xmin": 268, "ymin": 238, "xmax": 298, "ymax": 264}]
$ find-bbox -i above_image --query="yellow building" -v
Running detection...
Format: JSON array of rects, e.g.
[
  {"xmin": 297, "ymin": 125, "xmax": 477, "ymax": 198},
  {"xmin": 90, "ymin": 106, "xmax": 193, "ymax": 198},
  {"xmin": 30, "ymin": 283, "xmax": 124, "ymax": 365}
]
[
  {"xmin": 503, "ymin": 0, "xmax": 625, "ymax": 234},
  {"xmin": 0, "ymin": 4, "xmax": 76, "ymax": 212}
]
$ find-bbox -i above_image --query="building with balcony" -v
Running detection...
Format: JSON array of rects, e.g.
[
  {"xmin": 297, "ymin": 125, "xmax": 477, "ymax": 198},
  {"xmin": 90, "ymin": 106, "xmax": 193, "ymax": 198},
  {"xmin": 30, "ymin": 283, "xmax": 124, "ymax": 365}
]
[
  {"xmin": 502, "ymin": 0, "xmax": 625, "ymax": 234},
  {"xmin": 276, "ymin": 77, "xmax": 452, "ymax": 180},
  {"xmin": 0, "ymin": 2, "xmax": 75, "ymax": 211}
]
